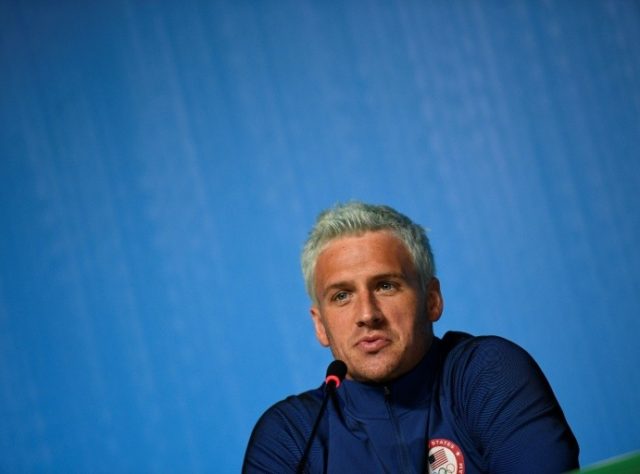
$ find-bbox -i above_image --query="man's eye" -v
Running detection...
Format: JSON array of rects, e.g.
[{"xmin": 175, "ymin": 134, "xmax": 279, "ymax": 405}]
[
  {"xmin": 333, "ymin": 291, "xmax": 349, "ymax": 302},
  {"xmin": 378, "ymin": 281, "xmax": 396, "ymax": 292}
]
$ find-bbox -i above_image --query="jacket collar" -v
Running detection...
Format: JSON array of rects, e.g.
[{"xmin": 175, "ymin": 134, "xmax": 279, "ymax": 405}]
[{"xmin": 336, "ymin": 336, "xmax": 442, "ymax": 420}]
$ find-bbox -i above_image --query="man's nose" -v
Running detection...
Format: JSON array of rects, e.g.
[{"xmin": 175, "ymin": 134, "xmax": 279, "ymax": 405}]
[{"xmin": 356, "ymin": 291, "xmax": 384, "ymax": 327}]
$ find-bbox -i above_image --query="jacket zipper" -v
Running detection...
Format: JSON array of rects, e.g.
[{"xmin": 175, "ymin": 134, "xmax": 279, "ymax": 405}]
[{"xmin": 383, "ymin": 386, "xmax": 414, "ymax": 474}]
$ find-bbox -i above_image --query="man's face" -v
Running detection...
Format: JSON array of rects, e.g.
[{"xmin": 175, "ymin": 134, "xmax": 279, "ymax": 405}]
[{"xmin": 310, "ymin": 231, "xmax": 443, "ymax": 383}]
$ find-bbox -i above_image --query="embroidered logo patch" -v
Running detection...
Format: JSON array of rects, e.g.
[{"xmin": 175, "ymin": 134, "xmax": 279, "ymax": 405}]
[{"xmin": 427, "ymin": 438, "xmax": 465, "ymax": 474}]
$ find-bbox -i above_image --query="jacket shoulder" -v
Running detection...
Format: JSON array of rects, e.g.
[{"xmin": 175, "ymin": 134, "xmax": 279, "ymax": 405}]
[
  {"xmin": 438, "ymin": 331, "xmax": 580, "ymax": 472},
  {"xmin": 243, "ymin": 387, "xmax": 323, "ymax": 473}
]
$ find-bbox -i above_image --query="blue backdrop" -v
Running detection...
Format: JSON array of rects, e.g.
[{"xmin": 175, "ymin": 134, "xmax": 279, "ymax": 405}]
[{"xmin": 1, "ymin": 1, "xmax": 639, "ymax": 472}]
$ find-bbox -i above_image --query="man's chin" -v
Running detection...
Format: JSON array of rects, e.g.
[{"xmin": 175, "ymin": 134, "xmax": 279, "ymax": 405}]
[{"xmin": 348, "ymin": 360, "xmax": 399, "ymax": 384}]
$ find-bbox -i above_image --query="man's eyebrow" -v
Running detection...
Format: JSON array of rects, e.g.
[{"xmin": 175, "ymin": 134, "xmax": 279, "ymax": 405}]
[
  {"xmin": 372, "ymin": 272, "xmax": 407, "ymax": 281},
  {"xmin": 321, "ymin": 281, "xmax": 352, "ymax": 299}
]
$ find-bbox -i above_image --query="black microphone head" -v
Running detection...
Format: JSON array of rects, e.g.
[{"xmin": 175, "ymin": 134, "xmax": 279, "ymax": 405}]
[{"xmin": 325, "ymin": 360, "xmax": 347, "ymax": 389}]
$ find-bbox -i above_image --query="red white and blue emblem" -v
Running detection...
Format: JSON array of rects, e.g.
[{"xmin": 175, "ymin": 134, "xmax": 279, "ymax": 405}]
[{"xmin": 427, "ymin": 438, "xmax": 465, "ymax": 474}]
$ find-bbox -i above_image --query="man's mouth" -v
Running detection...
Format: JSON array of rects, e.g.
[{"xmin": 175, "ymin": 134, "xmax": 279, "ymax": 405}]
[{"xmin": 356, "ymin": 335, "xmax": 391, "ymax": 353}]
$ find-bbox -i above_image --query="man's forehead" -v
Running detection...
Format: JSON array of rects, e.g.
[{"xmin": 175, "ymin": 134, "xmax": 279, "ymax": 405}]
[
  {"xmin": 318, "ymin": 229, "xmax": 402, "ymax": 253},
  {"xmin": 314, "ymin": 231, "xmax": 415, "ymax": 280}
]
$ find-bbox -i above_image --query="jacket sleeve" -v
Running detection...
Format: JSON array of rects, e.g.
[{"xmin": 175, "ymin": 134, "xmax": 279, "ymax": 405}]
[{"xmin": 449, "ymin": 336, "xmax": 580, "ymax": 473}]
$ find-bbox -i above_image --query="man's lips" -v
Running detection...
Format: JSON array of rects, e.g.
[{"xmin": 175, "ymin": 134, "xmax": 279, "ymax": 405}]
[{"xmin": 356, "ymin": 335, "xmax": 391, "ymax": 353}]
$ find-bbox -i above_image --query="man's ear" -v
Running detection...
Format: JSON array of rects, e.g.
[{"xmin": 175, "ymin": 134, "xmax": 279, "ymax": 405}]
[
  {"xmin": 425, "ymin": 277, "xmax": 444, "ymax": 322},
  {"xmin": 310, "ymin": 307, "xmax": 330, "ymax": 347}
]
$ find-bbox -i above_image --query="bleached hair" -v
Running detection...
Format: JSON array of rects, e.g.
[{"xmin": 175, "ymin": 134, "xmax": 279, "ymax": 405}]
[{"xmin": 301, "ymin": 202, "xmax": 436, "ymax": 303}]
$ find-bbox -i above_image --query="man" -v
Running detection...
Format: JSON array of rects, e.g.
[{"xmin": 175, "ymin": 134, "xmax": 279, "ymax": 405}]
[{"xmin": 244, "ymin": 202, "xmax": 579, "ymax": 473}]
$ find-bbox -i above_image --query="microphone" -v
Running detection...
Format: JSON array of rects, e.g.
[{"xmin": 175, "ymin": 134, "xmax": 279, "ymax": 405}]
[
  {"xmin": 296, "ymin": 360, "xmax": 347, "ymax": 474},
  {"xmin": 324, "ymin": 359, "xmax": 347, "ymax": 391}
]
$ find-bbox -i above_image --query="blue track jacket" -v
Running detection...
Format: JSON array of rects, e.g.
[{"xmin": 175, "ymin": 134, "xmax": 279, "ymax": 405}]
[{"xmin": 243, "ymin": 332, "xmax": 579, "ymax": 473}]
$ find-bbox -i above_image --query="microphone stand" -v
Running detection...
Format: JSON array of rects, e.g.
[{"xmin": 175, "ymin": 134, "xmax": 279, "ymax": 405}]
[
  {"xmin": 295, "ymin": 384, "xmax": 334, "ymax": 474},
  {"xmin": 296, "ymin": 360, "xmax": 346, "ymax": 474}
]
